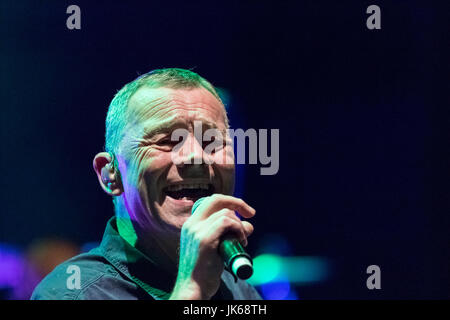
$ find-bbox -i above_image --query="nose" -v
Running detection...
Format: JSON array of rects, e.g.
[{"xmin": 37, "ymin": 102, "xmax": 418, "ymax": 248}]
[{"xmin": 173, "ymin": 132, "xmax": 207, "ymax": 166}]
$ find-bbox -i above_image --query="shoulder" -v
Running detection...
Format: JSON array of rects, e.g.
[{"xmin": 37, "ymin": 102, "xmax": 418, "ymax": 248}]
[{"xmin": 30, "ymin": 249, "xmax": 134, "ymax": 300}]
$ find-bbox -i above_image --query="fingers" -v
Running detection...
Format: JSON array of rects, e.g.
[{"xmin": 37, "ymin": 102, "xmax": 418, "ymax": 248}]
[
  {"xmin": 241, "ymin": 221, "xmax": 254, "ymax": 238},
  {"xmin": 192, "ymin": 194, "xmax": 256, "ymax": 221},
  {"xmin": 184, "ymin": 194, "xmax": 256, "ymax": 251},
  {"xmin": 204, "ymin": 209, "xmax": 254, "ymax": 247}
]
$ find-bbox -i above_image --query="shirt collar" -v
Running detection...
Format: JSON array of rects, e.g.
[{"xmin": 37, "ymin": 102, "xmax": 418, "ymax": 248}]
[{"xmin": 98, "ymin": 217, "xmax": 174, "ymax": 300}]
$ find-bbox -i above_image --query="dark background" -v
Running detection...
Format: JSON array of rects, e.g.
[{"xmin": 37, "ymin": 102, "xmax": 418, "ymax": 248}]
[{"xmin": 1, "ymin": 0, "xmax": 449, "ymax": 299}]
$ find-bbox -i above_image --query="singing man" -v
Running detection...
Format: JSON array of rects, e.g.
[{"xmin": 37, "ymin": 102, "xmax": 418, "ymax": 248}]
[{"xmin": 31, "ymin": 68, "xmax": 261, "ymax": 300}]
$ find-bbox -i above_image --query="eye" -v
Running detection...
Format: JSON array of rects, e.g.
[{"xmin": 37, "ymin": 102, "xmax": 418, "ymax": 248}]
[
  {"xmin": 203, "ymin": 135, "xmax": 226, "ymax": 154},
  {"xmin": 157, "ymin": 137, "xmax": 171, "ymax": 145},
  {"xmin": 155, "ymin": 135, "xmax": 184, "ymax": 150},
  {"xmin": 158, "ymin": 137, "xmax": 177, "ymax": 145}
]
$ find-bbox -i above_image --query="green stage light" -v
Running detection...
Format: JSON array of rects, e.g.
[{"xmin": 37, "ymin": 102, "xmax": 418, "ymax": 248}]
[{"xmin": 249, "ymin": 254, "xmax": 329, "ymax": 286}]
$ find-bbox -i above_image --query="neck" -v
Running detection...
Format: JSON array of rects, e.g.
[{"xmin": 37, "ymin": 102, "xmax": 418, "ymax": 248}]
[{"xmin": 115, "ymin": 200, "xmax": 180, "ymax": 277}]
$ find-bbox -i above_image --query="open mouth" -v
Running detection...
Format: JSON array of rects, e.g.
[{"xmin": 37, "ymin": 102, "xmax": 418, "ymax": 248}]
[{"xmin": 163, "ymin": 183, "xmax": 215, "ymax": 203}]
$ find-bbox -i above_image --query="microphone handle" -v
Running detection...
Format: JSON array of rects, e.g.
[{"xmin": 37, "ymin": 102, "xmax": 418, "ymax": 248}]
[{"xmin": 219, "ymin": 237, "xmax": 253, "ymax": 280}]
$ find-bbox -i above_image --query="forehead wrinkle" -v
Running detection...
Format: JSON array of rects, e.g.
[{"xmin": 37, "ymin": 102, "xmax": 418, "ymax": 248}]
[
  {"xmin": 127, "ymin": 108, "xmax": 223, "ymax": 143},
  {"xmin": 130, "ymin": 90, "xmax": 224, "ymax": 120},
  {"xmin": 142, "ymin": 116, "xmax": 188, "ymax": 138},
  {"xmin": 128, "ymin": 95, "xmax": 169, "ymax": 123},
  {"xmin": 124, "ymin": 88, "xmax": 228, "ymax": 144},
  {"xmin": 132, "ymin": 101, "xmax": 225, "ymax": 131},
  {"xmin": 151, "ymin": 101, "xmax": 223, "ymax": 123}
]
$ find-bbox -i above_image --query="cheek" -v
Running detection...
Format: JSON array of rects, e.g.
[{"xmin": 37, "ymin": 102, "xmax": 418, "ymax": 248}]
[
  {"xmin": 220, "ymin": 165, "xmax": 235, "ymax": 195},
  {"xmin": 140, "ymin": 152, "xmax": 173, "ymax": 188},
  {"xmin": 212, "ymin": 151, "xmax": 235, "ymax": 194},
  {"xmin": 124, "ymin": 149, "xmax": 173, "ymax": 193},
  {"xmin": 209, "ymin": 145, "xmax": 235, "ymax": 166}
]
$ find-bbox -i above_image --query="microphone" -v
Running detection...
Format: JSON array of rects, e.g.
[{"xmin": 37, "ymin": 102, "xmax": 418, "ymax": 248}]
[{"xmin": 191, "ymin": 197, "xmax": 253, "ymax": 280}]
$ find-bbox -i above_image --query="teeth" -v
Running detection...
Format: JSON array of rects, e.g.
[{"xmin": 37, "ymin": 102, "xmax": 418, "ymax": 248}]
[{"xmin": 167, "ymin": 183, "xmax": 210, "ymax": 192}]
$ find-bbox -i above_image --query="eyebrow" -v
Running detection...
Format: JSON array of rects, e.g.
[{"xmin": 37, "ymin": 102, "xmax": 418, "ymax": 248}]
[{"xmin": 142, "ymin": 118, "xmax": 221, "ymax": 139}]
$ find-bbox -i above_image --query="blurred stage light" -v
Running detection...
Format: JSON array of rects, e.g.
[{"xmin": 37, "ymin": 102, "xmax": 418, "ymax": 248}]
[
  {"xmin": 260, "ymin": 279, "xmax": 291, "ymax": 300},
  {"xmin": 249, "ymin": 254, "xmax": 329, "ymax": 286}
]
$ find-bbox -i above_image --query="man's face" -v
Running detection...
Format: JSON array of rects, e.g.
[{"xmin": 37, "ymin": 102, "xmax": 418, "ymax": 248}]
[{"xmin": 116, "ymin": 86, "xmax": 235, "ymax": 233}]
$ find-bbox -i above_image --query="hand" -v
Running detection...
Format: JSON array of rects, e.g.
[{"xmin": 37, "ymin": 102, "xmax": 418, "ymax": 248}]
[{"xmin": 169, "ymin": 194, "xmax": 255, "ymax": 300}]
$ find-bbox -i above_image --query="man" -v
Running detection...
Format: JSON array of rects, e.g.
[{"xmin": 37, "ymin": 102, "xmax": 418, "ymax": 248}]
[{"xmin": 31, "ymin": 68, "xmax": 261, "ymax": 300}]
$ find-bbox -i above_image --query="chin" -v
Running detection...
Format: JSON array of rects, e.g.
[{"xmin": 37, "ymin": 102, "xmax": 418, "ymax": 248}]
[{"xmin": 155, "ymin": 203, "xmax": 192, "ymax": 231}]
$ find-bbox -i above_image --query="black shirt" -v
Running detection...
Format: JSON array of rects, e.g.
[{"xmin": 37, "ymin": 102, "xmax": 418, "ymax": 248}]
[{"xmin": 31, "ymin": 217, "xmax": 262, "ymax": 300}]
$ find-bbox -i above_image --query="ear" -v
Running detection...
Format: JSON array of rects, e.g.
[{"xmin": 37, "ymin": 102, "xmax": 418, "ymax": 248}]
[{"xmin": 93, "ymin": 152, "xmax": 123, "ymax": 196}]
